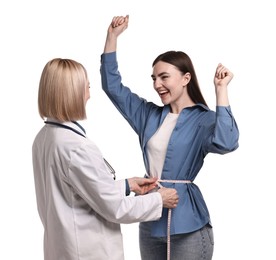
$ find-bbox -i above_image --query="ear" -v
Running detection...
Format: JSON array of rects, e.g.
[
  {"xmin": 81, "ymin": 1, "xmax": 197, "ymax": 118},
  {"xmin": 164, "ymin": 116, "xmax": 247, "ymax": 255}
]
[{"xmin": 182, "ymin": 72, "xmax": 191, "ymax": 86}]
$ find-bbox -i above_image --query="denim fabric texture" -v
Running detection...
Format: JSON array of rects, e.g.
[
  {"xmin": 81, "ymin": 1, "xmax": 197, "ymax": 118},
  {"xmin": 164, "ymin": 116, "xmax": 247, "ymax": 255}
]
[{"xmin": 139, "ymin": 222, "xmax": 214, "ymax": 260}]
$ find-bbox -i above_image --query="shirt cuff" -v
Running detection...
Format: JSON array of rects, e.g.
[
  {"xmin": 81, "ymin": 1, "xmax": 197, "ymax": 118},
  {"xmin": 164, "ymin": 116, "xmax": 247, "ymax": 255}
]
[
  {"xmin": 216, "ymin": 105, "xmax": 233, "ymax": 117},
  {"xmin": 125, "ymin": 179, "xmax": 130, "ymax": 196},
  {"xmin": 101, "ymin": 51, "xmax": 117, "ymax": 63}
]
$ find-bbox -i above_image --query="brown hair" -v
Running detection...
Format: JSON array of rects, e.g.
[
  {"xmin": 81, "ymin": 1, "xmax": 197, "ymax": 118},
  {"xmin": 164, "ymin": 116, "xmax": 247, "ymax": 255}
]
[
  {"xmin": 38, "ymin": 58, "xmax": 88, "ymax": 121},
  {"xmin": 152, "ymin": 51, "xmax": 208, "ymax": 107}
]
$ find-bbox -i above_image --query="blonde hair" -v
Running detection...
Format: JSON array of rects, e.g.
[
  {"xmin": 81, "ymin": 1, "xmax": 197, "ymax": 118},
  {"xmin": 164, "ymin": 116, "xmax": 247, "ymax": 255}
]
[{"xmin": 38, "ymin": 58, "xmax": 88, "ymax": 121}]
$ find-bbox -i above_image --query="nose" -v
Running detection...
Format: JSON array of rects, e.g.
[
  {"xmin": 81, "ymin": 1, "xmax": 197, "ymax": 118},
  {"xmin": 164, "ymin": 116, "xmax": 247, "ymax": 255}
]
[{"xmin": 153, "ymin": 78, "xmax": 162, "ymax": 90}]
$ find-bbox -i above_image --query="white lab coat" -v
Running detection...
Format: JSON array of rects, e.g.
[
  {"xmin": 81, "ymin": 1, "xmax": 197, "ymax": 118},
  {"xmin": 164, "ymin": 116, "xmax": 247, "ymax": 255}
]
[{"xmin": 32, "ymin": 120, "xmax": 162, "ymax": 260}]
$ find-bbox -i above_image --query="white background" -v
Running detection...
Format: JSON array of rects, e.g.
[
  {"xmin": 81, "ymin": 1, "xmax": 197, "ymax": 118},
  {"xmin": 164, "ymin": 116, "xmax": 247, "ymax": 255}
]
[{"xmin": 1, "ymin": 0, "xmax": 275, "ymax": 259}]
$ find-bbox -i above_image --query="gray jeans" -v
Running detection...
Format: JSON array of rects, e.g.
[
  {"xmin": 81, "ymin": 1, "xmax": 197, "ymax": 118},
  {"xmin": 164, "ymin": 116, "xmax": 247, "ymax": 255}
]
[{"xmin": 139, "ymin": 222, "xmax": 214, "ymax": 260}]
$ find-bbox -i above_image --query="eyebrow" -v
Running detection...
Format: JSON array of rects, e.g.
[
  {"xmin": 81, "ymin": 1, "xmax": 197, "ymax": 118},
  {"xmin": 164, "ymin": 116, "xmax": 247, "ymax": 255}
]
[{"xmin": 151, "ymin": 72, "xmax": 169, "ymax": 78}]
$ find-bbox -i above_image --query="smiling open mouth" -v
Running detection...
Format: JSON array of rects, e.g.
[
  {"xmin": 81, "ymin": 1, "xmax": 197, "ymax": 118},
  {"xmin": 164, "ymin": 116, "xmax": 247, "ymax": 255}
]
[{"xmin": 159, "ymin": 90, "xmax": 169, "ymax": 98}]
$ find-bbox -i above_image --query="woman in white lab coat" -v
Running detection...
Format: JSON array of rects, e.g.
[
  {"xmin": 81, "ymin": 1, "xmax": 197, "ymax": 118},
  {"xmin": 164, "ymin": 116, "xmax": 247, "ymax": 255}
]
[{"xmin": 32, "ymin": 58, "xmax": 179, "ymax": 260}]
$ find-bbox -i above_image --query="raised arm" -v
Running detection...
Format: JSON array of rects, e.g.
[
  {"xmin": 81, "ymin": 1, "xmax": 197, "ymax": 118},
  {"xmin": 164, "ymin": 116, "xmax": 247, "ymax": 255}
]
[
  {"xmin": 104, "ymin": 15, "xmax": 129, "ymax": 53},
  {"xmin": 214, "ymin": 63, "xmax": 233, "ymax": 106}
]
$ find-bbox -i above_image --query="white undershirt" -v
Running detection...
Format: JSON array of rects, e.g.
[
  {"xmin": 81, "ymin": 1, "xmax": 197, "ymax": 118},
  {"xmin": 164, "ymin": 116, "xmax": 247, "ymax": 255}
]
[{"xmin": 147, "ymin": 112, "xmax": 179, "ymax": 179}]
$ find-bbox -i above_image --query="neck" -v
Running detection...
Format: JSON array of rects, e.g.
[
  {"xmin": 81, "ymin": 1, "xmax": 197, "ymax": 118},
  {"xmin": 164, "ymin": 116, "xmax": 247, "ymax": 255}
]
[{"xmin": 170, "ymin": 98, "xmax": 195, "ymax": 114}]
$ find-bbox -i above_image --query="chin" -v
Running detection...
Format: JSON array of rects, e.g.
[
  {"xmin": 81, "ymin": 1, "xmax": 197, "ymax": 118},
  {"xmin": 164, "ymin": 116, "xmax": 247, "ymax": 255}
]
[{"xmin": 161, "ymin": 99, "xmax": 169, "ymax": 105}]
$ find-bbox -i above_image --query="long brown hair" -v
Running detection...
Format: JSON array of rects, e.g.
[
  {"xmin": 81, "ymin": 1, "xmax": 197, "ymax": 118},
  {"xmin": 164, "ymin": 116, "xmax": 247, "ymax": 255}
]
[{"xmin": 152, "ymin": 51, "xmax": 208, "ymax": 107}]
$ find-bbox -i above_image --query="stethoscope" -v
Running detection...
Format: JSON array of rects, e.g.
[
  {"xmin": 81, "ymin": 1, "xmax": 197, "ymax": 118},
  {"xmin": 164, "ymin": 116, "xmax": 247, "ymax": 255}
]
[{"xmin": 44, "ymin": 120, "xmax": 116, "ymax": 180}]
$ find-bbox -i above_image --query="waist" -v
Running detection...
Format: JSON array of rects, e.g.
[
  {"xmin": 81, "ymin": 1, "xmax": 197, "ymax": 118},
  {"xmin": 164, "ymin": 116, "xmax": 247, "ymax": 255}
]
[{"xmin": 157, "ymin": 179, "xmax": 192, "ymax": 187}]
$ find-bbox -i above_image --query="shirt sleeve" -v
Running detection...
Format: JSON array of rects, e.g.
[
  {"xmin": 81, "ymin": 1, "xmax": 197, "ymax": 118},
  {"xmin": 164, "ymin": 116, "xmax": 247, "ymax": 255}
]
[
  {"xmin": 100, "ymin": 52, "xmax": 154, "ymax": 134},
  {"xmin": 204, "ymin": 106, "xmax": 239, "ymax": 154},
  {"xmin": 66, "ymin": 142, "xmax": 163, "ymax": 224}
]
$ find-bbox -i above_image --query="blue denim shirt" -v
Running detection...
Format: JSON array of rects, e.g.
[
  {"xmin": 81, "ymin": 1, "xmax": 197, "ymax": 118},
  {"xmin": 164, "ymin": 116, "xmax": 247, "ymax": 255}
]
[{"xmin": 100, "ymin": 52, "xmax": 239, "ymax": 237}]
